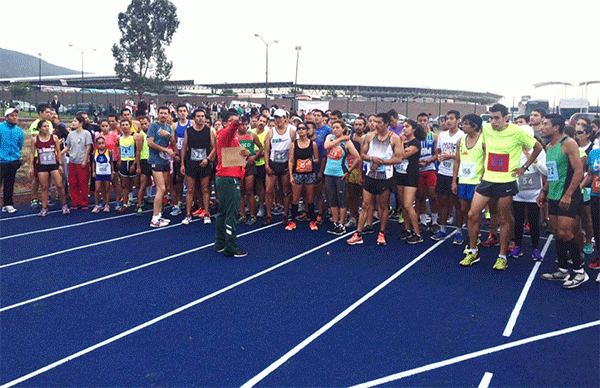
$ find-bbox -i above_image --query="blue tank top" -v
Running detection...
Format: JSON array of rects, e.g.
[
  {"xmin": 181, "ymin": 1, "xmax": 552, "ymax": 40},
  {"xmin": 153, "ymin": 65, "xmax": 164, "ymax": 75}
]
[
  {"xmin": 324, "ymin": 135, "xmax": 347, "ymax": 177},
  {"xmin": 175, "ymin": 120, "xmax": 191, "ymax": 152}
]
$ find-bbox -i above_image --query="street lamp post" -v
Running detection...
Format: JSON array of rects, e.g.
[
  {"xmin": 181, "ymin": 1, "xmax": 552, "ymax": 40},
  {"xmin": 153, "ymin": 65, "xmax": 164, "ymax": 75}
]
[
  {"xmin": 38, "ymin": 53, "xmax": 42, "ymax": 90},
  {"xmin": 293, "ymin": 46, "xmax": 301, "ymax": 112},
  {"xmin": 255, "ymin": 34, "xmax": 278, "ymax": 108},
  {"xmin": 69, "ymin": 44, "xmax": 96, "ymax": 103}
]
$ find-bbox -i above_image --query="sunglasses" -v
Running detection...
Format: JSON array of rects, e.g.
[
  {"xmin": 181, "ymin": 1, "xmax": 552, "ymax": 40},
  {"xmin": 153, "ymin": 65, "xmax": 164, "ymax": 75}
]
[
  {"xmin": 297, "ymin": 126, "xmax": 307, "ymax": 130},
  {"xmin": 576, "ymin": 131, "xmax": 585, "ymax": 135}
]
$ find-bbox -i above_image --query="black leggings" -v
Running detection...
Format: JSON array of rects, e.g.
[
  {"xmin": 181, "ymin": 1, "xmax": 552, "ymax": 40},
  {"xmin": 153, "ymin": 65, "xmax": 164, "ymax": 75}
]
[
  {"xmin": 591, "ymin": 196, "xmax": 600, "ymax": 254},
  {"xmin": 0, "ymin": 161, "xmax": 20, "ymax": 206},
  {"xmin": 513, "ymin": 201, "xmax": 540, "ymax": 249}
]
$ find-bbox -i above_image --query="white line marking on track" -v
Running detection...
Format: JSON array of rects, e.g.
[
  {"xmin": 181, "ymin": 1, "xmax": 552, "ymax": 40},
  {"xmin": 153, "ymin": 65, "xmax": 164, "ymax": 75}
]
[
  {"xmin": 241, "ymin": 230, "xmax": 456, "ymax": 388},
  {"xmin": 0, "ymin": 221, "xmax": 281, "ymax": 312},
  {"xmin": 348, "ymin": 320, "xmax": 599, "ymax": 388},
  {"xmin": 502, "ymin": 235, "xmax": 554, "ymax": 337},
  {"xmin": 0, "ymin": 200, "xmax": 125, "ymax": 221},
  {"xmin": 0, "ymin": 225, "xmax": 358, "ymax": 387},
  {"xmin": 0, "ymin": 210, "xmax": 153, "ymax": 240},
  {"xmin": 0, "ymin": 219, "xmax": 202, "ymax": 269},
  {"xmin": 478, "ymin": 372, "xmax": 493, "ymax": 388}
]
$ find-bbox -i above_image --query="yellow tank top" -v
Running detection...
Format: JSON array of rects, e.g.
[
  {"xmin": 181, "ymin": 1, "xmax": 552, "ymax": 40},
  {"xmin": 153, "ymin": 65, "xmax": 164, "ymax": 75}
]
[
  {"xmin": 458, "ymin": 133, "xmax": 484, "ymax": 185},
  {"xmin": 120, "ymin": 135, "xmax": 136, "ymax": 161}
]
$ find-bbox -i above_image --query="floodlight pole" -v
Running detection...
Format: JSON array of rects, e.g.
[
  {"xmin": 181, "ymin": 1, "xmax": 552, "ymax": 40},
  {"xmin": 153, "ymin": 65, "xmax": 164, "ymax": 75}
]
[{"xmin": 255, "ymin": 34, "xmax": 278, "ymax": 108}]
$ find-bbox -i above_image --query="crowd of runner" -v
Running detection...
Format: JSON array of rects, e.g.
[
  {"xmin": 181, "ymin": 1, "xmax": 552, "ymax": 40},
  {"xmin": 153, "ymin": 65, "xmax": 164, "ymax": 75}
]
[{"xmin": 1, "ymin": 102, "xmax": 599, "ymax": 285}]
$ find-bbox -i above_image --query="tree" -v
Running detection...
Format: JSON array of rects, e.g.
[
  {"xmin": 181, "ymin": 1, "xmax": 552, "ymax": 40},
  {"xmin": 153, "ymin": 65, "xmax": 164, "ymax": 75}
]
[{"xmin": 112, "ymin": 0, "xmax": 179, "ymax": 94}]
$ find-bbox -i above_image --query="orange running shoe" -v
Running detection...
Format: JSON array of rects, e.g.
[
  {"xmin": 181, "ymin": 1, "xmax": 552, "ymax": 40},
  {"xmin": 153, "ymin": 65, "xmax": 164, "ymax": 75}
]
[
  {"xmin": 309, "ymin": 221, "xmax": 318, "ymax": 231},
  {"xmin": 377, "ymin": 231, "xmax": 386, "ymax": 245},
  {"xmin": 285, "ymin": 221, "xmax": 297, "ymax": 231}
]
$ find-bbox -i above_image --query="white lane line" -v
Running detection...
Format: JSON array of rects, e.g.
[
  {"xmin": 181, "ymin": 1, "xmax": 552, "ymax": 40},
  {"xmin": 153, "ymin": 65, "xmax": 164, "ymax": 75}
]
[
  {"xmin": 0, "ymin": 221, "xmax": 281, "ymax": 312},
  {"xmin": 0, "ymin": 200, "xmax": 124, "ymax": 221},
  {"xmin": 241, "ymin": 230, "xmax": 456, "ymax": 388},
  {"xmin": 348, "ymin": 320, "xmax": 599, "ymax": 388},
  {"xmin": 502, "ymin": 235, "xmax": 554, "ymax": 337},
  {"xmin": 0, "ymin": 227, "xmax": 356, "ymax": 388},
  {"xmin": 1, "ymin": 219, "xmax": 202, "ymax": 269},
  {"xmin": 478, "ymin": 372, "xmax": 493, "ymax": 388},
  {"xmin": 0, "ymin": 210, "xmax": 153, "ymax": 240}
]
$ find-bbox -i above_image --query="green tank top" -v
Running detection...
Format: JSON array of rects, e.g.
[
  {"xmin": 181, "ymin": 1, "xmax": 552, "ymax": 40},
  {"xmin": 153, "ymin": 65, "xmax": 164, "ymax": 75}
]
[
  {"xmin": 140, "ymin": 131, "xmax": 149, "ymax": 160},
  {"xmin": 238, "ymin": 131, "xmax": 255, "ymax": 156},
  {"xmin": 546, "ymin": 136, "xmax": 571, "ymax": 201},
  {"xmin": 253, "ymin": 128, "xmax": 268, "ymax": 166},
  {"xmin": 458, "ymin": 133, "xmax": 485, "ymax": 185}
]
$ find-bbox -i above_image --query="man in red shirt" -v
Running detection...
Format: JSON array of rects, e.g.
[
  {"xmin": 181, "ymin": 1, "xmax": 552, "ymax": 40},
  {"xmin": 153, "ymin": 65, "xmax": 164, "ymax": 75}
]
[{"xmin": 215, "ymin": 109, "xmax": 250, "ymax": 257}]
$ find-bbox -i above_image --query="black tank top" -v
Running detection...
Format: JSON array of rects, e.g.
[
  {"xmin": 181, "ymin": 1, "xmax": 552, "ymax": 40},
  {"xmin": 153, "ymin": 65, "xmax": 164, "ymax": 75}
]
[
  {"xmin": 185, "ymin": 126, "xmax": 211, "ymax": 161},
  {"xmin": 293, "ymin": 139, "xmax": 314, "ymax": 173}
]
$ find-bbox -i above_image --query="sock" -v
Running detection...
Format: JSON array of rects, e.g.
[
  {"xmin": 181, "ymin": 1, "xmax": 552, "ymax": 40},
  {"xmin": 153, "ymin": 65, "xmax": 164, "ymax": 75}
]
[
  {"xmin": 440, "ymin": 225, "xmax": 447, "ymax": 233},
  {"xmin": 498, "ymin": 254, "xmax": 507, "ymax": 259},
  {"xmin": 555, "ymin": 240, "xmax": 569, "ymax": 269},
  {"xmin": 420, "ymin": 214, "xmax": 428, "ymax": 224},
  {"xmin": 152, "ymin": 215, "xmax": 160, "ymax": 223},
  {"xmin": 469, "ymin": 248, "xmax": 478, "ymax": 255},
  {"xmin": 432, "ymin": 213, "xmax": 439, "ymax": 224},
  {"xmin": 565, "ymin": 238, "xmax": 582, "ymax": 268}
]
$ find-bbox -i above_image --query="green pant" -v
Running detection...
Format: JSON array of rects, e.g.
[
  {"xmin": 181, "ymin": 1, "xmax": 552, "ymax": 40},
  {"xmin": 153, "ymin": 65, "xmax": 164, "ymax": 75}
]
[{"xmin": 215, "ymin": 176, "xmax": 241, "ymax": 255}]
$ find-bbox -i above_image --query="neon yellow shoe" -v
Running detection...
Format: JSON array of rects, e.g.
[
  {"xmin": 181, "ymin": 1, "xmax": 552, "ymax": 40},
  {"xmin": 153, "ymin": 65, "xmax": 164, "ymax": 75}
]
[
  {"xmin": 493, "ymin": 257, "xmax": 508, "ymax": 271},
  {"xmin": 460, "ymin": 252, "xmax": 480, "ymax": 266}
]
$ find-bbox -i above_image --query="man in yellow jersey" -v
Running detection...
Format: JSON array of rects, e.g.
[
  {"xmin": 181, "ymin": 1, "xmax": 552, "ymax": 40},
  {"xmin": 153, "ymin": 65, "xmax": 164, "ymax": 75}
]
[
  {"xmin": 134, "ymin": 116, "xmax": 151, "ymax": 215},
  {"xmin": 464, "ymin": 104, "xmax": 543, "ymax": 270},
  {"xmin": 253, "ymin": 115, "xmax": 268, "ymax": 217}
]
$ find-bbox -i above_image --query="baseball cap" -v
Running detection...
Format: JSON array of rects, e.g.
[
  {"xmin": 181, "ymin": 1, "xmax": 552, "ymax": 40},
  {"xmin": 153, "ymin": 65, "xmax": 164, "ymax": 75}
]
[
  {"xmin": 4, "ymin": 108, "xmax": 18, "ymax": 117},
  {"xmin": 273, "ymin": 109, "xmax": 287, "ymax": 118}
]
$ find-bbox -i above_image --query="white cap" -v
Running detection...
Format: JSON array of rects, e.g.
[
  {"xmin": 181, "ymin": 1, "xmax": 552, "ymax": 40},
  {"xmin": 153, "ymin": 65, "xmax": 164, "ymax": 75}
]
[
  {"xmin": 4, "ymin": 108, "xmax": 18, "ymax": 117},
  {"xmin": 273, "ymin": 109, "xmax": 287, "ymax": 118}
]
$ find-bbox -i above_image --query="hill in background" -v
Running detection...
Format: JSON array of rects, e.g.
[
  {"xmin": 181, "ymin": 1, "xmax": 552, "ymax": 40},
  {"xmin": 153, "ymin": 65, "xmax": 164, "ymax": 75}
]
[{"xmin": 0, "ymin": 48, "xmax": 80, "ymax": 79}]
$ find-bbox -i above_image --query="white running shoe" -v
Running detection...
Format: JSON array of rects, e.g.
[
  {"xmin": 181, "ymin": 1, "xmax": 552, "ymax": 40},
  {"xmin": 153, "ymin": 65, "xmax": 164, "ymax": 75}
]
[
  {"xmin": 204, "ymin": 216, "xmax": 212, "ymax": 224},
  {"xmin": 2, "ymin": 205, "xmax": 17, "ymax": 213},
  {"xmin": 181, "ymin": 216, "xmax": 192, "ymax": 225}
]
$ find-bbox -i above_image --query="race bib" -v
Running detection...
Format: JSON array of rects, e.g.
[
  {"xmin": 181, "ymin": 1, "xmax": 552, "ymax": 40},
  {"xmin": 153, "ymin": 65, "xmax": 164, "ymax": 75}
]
[
  {"xmin": 517, "ymin": 173, "xmax": 542, "ymax": 191},
  {"xmin": 177, "ymin": 137, "xmax": 184, "ymax": 151},
  {"xmin": 39, "ymin": 152, "xmax": 57, "ymax": 165},
  {"xmin": 458, "ymin": 162, "xmax": 476, "ymax": 180},
  {"xmin": 327, "ymin": 147, "xmax": 343, "ymax": 161},
  {"xmin": 441, "ymin": 160, "xmax": 452, "ymax": 170},
  {"xmin": 190, "ymin": 148, "xmax": 207, "ymax": 162},
  {"xmin": 592, "ymin": 176, "xmax": 600, "ymax": 194},
  {"xmin": 296, "ymin": 158, "xmax": 313, "ymax": 173},
  {"xmin": 96, "ymin": 163, "xmax": 110, "ymax": 175},
  {"xmin": 273, "ymin": 149, "xmax": 289, "ymax": 163},
  {"xmin": 546, "ymin": 160, "xmax": 559, "ymax": 182},
  {"xmin": 121, "ymin": 144, "xmax": 135, "ymax": 159},
  {"xmin": 487, "ymin": 153, "xmax": 509, "ymax": 172},
  {"xmin": 396, "ymin": 159, "xmax": 409, "ymax": 173},
  {"xmin": 159, "ymin": 151, "xmax": 173, "ymax": 161}
]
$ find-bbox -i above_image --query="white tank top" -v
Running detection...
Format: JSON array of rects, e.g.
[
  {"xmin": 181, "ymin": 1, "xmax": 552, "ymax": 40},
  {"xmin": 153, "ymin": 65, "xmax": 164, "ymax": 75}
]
[
  {"xmin": 269, "ymin": 126, "xmax": 292, "ymax": 163},
  {"xmin": 365, "ymin": 133, "xmax": 394, "ymax": 179}
]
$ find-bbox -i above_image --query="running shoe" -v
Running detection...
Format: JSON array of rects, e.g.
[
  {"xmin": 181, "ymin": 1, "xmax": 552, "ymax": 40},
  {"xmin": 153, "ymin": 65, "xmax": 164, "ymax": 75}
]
[
  {"xmin": 159, "ymin": 217, "xmax": 171, "ymax": 224},
  {"xmin": 150, "ymin": 218, "xmax": 169, "ymax": 228},
  {"xmin": 316, "ymin": 214, "xmax": 324, "ymax": 224},
  {"xmin": 296, "ymin": 212, "xmax": 308, "ymax": 222},
  {"xmin": 336, "ymin": 224, "xmax": 346, "ymax": 236},
  {"xmin": 2, "ymin": 205, "xmax": 17, "ymax": 213},
  {"xmin": 204, "ymin": 216, "xmax": 212, "ymax": 224},
  {"xmin": 431, "ymin": 231, "xmax": 448, "ymax": 241},
  {"xmin": 117, "ymin": 205, "xmax": 128, "ymax": 214},
  {"xmin": 583, "ymin": 242, "xmax": 594, "ymax": 255},
  {"xmin": 588, "ymin": 257, "xmax": 600, "ymax": 269},
  {"xmin": 309, "ymin": 221, "xmax": 318, "ymax": 231},
  {"xmin": 453, "ymin": 233, "xmax": 464, "ymax": 246},
  {"xmin": 224, "ymin": 249, "xmax": 248, "ymax": 258},
  {"xmin": 262, "ymin": 216, "xmax": 273, "ymax": 226},
  {"xmin": 481, "ymin": 233, "xmax": 500, "ymax": 247},
  {"xmin": 181, "ymin": 216, "xmax": 192, "ymax": 225},
  {"xmin": 327, "ymin": 223, "xmax": 339, "ymax": 235},
  {"xmin": 508, "ymin": 240, "xmax": 516, "ymax": 252},
  {"xmin": 446, "ymin": 216, "xmax": 454, "ymax": 225},
  {"xmin": 463, "ymin": 239, "xmax": 482, "ymax": 254},
  {"xmin": 484, "ymin": 210, "xmax": 491, "ymax": 220},
  {"xmin": 460, "ymin": 252, "xmax": 480, "ymax": 266},
  {"xmin": 563, "ymin": 271, "xmax": 589, "ymax": 289},
  {"xmin": 30, "ymin": 199, "xmax": 41, "ymax": 209},
  {"xmin": 62, "ymin": 204, "xmax": 70, "ymax": 215},
  {"xmin": 136, "ymin": 206, "xmax": 143, "ymax": 216},
  {"xmin": 272, "ymin": 205, "xmax": 284, "ymax": 215},
  {"xmin": 418, "ymin": 222, "xmax": 429, "ymax": 233},
  {"xmin": 377, "ymin": 231, "xmax": 387, "ymax": 245},
  {"xmin": 429, "ymin": 223, "xmax": 440, "ymax": 234},
  {"xmin": 363, "ymin": 225, "xmax": 375, "ymax": 234},
  {"xmin": 170, "ymin": 205, "xmax": 182, "ymax": 216},
  {"xmin": 91, "ymin": 205, "xmax": 102, "ymax": 213},
  {"xmin": 406, "ymin": 234, "xmax": 424, "ymax": 244},
  {"xmin": 246, "ymin": 216, "xmax": 257, "ymax": 226},
  {"xmin": 38, "ymin": 207, "xmax": 49, "ymax": 217},
  {"xmin": 541, "ymin": 269, "xmax": 569, "ymax": 281},
  {"xmin": 238, "ymin": 214, "xmax": 246, "ymax": 224},
  {"xmin": 104, "ymin": 204, "xmax": 110, "ymax": 213},
  {"xmin": 256, "ymin": 206, "xmax": 266, "ymax": 217},
  {"xmin": 596, "ymin": 272, "xmax": 600, "ymax": 283},
  {"xmin": 510, "ymin": 246, "xmax": 523, "ymax": 258},
  {"xmin": 532, "ymin": 248, "xmax": 543, "ymax": 262},
  {"xmin": 115, "ymin": 203, "xmax": 123, "ymax": 212},
  {"xmin": 345, "ymin": 217, "xmax": 357, "ymax": 229},
  {"xmin": 192, "ymin": 207, "xmax": 204, "ymax": 217},
  {"xmin": 347, "ymin": 232, "xmax": 363, "ymax": 245},
  {"xmin": 81, "ymin": 205, "xmax": 89, "ymax": 211},
  {"xmin": 398, "ymin": 230, "xmax": 412, "ymax": 240},
  {"xmin": 493, "ymin": 257, "xmax": 508, "ymax": 271},
  {"xmin": 285, "ymin": 221, "xmax": 297, "ymax": 231},
  {"xmin": 397, "ymin": 213, "xmax": 404, "ymax": 223}
]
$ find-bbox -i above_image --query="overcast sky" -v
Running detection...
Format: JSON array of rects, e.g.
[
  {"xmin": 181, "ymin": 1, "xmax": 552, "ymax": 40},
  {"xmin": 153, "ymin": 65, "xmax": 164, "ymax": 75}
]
[{"xmin": 6, "ymin": 0, "xmax": 600, "ymax": 106}]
